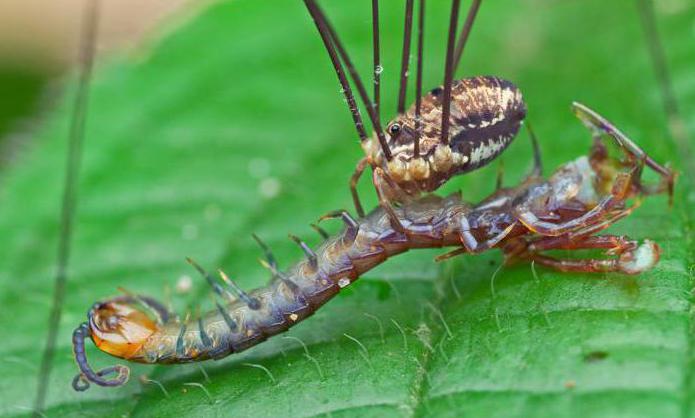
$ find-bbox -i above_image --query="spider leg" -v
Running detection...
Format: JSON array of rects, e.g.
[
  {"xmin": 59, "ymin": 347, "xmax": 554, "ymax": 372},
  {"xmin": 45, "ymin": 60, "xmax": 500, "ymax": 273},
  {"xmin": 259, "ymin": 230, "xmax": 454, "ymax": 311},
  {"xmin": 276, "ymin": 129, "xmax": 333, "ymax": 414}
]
[
  {"xmin": 520, "ymin": 240, "xmax": 660, "ymax": 275},
  {"xmin": 350, "ymin": 157, "xmax": 369, "ymax": 218},
  {"xmin": 372, "ymin": 167, "xmax": 406, "ymax": 233},
  {"xmin": 573, "ymin": 102, "xmax": 675, "ymax": 200},
  {"xmin": 507, "ymin": 232, "xmax": 659, "ymax": 275}
]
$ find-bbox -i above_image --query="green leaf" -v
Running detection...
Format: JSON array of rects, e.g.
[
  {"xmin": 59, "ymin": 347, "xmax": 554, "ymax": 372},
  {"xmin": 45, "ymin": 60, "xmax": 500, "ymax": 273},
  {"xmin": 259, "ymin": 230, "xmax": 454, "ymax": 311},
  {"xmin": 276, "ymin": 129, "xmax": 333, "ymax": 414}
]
[{"xmin": 0, "ymin": 1, "xmax": 693, "ymax": 417}]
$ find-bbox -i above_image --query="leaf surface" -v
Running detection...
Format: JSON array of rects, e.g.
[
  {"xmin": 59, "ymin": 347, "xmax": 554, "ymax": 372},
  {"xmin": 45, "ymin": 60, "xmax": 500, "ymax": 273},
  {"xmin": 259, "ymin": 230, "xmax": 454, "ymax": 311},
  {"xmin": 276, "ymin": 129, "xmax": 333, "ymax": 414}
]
[{"xmin": 0, "ymin": 1, "xmax": 693, "ymax": 417}]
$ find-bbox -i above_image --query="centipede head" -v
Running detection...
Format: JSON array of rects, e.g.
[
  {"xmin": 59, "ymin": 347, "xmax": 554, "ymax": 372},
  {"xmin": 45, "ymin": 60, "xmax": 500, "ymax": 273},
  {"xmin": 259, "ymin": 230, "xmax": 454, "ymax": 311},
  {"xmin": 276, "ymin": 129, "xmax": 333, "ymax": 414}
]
[
  {"xmin": 87, "ymin": 296, "xmax": 159, "ymax": 361},
  {"xmin": 363, "ymin": 76, "xmax": 526, "ymax": 195}
]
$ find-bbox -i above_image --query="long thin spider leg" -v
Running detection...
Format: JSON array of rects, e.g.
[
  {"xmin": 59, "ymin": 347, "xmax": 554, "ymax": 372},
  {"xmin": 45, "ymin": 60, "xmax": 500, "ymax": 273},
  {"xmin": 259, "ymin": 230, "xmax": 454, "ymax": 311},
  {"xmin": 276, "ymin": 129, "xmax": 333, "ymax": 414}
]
[
  {"xmin": 525, "ymin": 121, "xmax": 543, "ymax": 178},
  {"xmin": 636, "ymin": 0, "xmax": 692, "ymax": 174},
  {"xmin": 372, "ymin": 0, "xmax": 381, "ymax": 121},
  {"xmin": 318, "ymin": 209, "xmax": 360, "ymax": 242},
  {"xmin": 397, "ymin": 0, "xmax": 415, "ymax": 114},
  {"xmin": 302, "ymin": 1, "xmax": 369, "ymax": 144},
  {"xmin": 440, "ymin": 0, "xmax": 462, "ymax": 145},
  {"xmin": 373, "ymin": 168, "xmax": 407, "ymax": 233},
  {"xmin": 453, "ymin": 0, "xmax": 482, "ymax": 73},
  {"xmin": 572, "ymin": 101, "xmax": 675, "ymax": 200},
  {"xmin": 308, "ymin": 1, "xmax": 391, "ymax": 160},
  {"xmin": 413, "ymin": 0, "xmax": 426, "ymax": 157},
  {"xmin": 36, "ymin": 0, "xmax": 100, "ymax": 409},
  {"xmin": 350, "ymin": 157, "xmax": 369, "ymax": 217}
]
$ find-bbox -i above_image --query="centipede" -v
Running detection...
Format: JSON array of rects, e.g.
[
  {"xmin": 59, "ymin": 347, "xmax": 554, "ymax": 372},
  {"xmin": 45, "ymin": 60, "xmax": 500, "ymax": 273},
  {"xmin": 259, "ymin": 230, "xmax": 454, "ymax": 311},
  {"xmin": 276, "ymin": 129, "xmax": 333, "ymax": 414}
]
[{"xmin": 68, "ymin": 0, "xmax": 676, "ymax": 392}]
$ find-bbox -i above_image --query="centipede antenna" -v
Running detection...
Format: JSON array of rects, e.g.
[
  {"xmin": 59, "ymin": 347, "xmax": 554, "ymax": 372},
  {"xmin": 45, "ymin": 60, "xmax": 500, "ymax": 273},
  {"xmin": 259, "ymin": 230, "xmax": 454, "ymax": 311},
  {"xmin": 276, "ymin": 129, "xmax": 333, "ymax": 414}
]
[
  {"xmin": 310, "ymin": 223, "xmax": 330, "ymax": 240},
  {"xmin": 413, "ymin": 0, "xmax": 426, "ymax": 157},
  {"xmin": 186, "ymin": 257, "xmax": 235, "ymax": 303},
  {"xmin": 525, "ymin": 121, "xmax": 543, "ymax": 177},
  {"xmin": 453, "ymin": 0, "xmax": 482, "ymax": 73},
  {"xmin": 218, "ymin": 269, "xmax": 261, "ymax": 310},
  {"xmin": 304, "ymin": 0, "xmax": 392, "ymax": 160},
  {"xmin": 397, "ymin": 0, "xmax": 415, "ymax": 114},
  {"xmin": 251, "ymin": 233, "xmax": 277, "ymax": 270},
  {"xmin": 440, "ymin": 0, "xmax": 462, "ymax": 145},
  {"xmin": 289, "ymin": 234, "xmax": 318, "ymax": 269},
  {"xmin": 71, "ymin": 322, "xmax": 130, "ymax": 391},
  {"xmin": 36, "ymin": 0, "xmax": 100, "ymax": 407},
  {"xmin": 372, "ymin": 0, "xmax": 381, "ymax": 120}
]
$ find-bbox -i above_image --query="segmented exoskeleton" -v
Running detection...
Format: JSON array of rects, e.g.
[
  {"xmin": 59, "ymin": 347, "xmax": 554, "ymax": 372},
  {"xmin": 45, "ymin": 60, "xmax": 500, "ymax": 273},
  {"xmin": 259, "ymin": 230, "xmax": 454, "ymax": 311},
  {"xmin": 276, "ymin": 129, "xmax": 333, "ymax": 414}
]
[{"xmin": 72, "ymin": 103, "xmax": 674, "ymax": 390}]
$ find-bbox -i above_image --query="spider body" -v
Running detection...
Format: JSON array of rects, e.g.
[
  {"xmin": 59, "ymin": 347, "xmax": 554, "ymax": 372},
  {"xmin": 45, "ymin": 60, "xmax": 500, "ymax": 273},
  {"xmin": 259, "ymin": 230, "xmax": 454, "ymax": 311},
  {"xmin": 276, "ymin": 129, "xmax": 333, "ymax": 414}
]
[{"xmin": 363, "ymin": 75, "xmax": 526, "ymax": 195}]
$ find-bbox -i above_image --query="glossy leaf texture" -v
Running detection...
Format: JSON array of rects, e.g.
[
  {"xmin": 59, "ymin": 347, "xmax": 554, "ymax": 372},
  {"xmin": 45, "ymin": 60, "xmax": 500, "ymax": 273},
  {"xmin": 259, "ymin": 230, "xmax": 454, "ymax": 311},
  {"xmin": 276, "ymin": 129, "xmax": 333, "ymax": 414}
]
[{"xmin": 0, "ymin": 1, "xmax": 693, "ymax": 417}]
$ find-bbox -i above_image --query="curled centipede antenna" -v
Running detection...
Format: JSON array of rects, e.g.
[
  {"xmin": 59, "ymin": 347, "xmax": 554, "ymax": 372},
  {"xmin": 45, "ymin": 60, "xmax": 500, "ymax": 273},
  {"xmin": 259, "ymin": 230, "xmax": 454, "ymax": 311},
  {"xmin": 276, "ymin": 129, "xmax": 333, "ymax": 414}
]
[
  {"xmin": 71, "ymin": 323, "xmax": 130, "ymax": 391},
  {"xmin": 413, "ymin": 0, "xmax": 426, "ymax": 157},
  {"xmin": 372, "ymin": 0, "xmax": 381, "ymax": 121},
  {"xmin": 397, "ymin": 0, "xmax": 415, "ymax": 114},
  {"xmin": 303, "ymin": 0, "xmax": 392, "ymax": 160},
  {"xmin": 440, "ymin": 0, "xmax": 462, "ymax": 145},
  {"xmin": 218, "ymin": 269, "xmax": 261, "ymax": 310},
  {"xmin": 289, "ymin": 234, "xmax": 318, "ymax": 269},
  {"xmin": 453, "ymin": 0, "xmax": 482, "ymax": 73}
]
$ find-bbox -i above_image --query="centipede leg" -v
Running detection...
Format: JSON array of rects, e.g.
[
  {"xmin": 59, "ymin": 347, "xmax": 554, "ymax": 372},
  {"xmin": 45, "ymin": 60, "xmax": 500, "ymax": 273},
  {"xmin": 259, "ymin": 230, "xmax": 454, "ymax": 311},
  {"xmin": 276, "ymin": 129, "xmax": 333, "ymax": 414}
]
[
  {"xmin": 310, "ymin": 223, "xmax": 330, "ymax": 240},
  {"xmin": 350, "ymin": 157, "xmax": 369, "ymax": 218},
  {"xmin": 372, "ymin": 167, "xmax": 406, "ymax": 234},
  {"xmin": 508, "ymin": 233, "xmax": 659, "ymax": 275},
  {"xmin": 525, "ymin": 241, "xmax": 660, "ymax": 275},
  {"xmin": 252, "ymin": 233, "xmax": 278, "ymax": 271},
  {"xmin": 319, "ymin": 209, "xmax": 359, "ymax": 241},
  {"xmin": 506, "ymin": 233, "xmax": 637, "ymax": 261},
  {"xmin": 458, "ymin": 215, "xmax": 516, "ymax": 253},
  {"xmin": 289, "ymin": 234, "xmax": 318, "ymax": 269},
  {"xmin": 513, "ymin": 170, "xmax": 636, "ymax": 237},
  {"xmin": 218, "ymin": 270, "xmax": 261, "ymax": 310}
]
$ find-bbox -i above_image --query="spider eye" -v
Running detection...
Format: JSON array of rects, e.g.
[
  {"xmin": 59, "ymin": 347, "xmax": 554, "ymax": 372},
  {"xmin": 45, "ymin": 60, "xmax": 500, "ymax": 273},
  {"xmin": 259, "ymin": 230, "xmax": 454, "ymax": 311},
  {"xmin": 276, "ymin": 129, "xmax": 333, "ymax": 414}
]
[{"xmin": 388, "ymin": 123, "xmax": 401, "ymax": 137}]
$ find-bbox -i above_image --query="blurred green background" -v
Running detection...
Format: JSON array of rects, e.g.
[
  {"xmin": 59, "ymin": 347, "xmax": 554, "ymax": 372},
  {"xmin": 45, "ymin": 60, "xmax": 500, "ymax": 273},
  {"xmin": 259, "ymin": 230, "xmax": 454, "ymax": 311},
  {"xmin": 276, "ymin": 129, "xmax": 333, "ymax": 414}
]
[{"xmin": 0, "ymin": 1, "xmax": 693, "ymax": 417}]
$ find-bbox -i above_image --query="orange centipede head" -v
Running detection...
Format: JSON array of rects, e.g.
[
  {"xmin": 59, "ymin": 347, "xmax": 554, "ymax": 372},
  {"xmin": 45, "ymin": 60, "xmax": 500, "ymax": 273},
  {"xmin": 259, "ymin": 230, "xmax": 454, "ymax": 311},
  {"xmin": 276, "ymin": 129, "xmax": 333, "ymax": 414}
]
[{"xmin": 87, "ymin": 296, "xmax": 159, "ymax": 361}]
